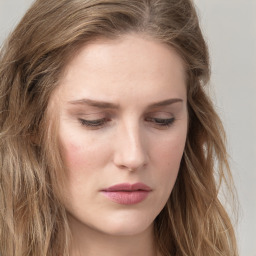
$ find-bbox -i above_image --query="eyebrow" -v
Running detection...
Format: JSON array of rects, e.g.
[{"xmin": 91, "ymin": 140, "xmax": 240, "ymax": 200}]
[
  {"xmin": 68, "ymin": 98, "xmax": 183, "ymax": 109},
  {"xmin": 68, "ymin": 98, "xmax": 119, "ymax": 109},
  {"xmin": 148, "ymin": 98, "xmax": 183, "ymax": 108}
]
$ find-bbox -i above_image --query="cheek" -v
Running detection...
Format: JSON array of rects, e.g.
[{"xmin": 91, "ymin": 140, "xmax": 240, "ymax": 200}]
[
  {"xmin": 61, "ymin": 140, "xmax": 88, "ymax": 170},
  {"xmin": 59, "ymin": 139, "xmax": 97, "ymax": 198},
  {"xmin": 148, "ymin": 134, "xmax": 186, "ymax": 213},
  {"xmin": 158, "ymin": 142, "xmax": 184, "ymax": 165},
  {"xmin": 60, "ymin": 133, "xmax": 111, "ymax": 174},
  {"xmin": 155, "ymin": 132, "xmax": 186, "ymax": 167},
  {"xmin": 60, "ymin": 136, "xmax": 101, "ymax": 184},
  {"xmin": 158, "ymin": 145, "xmax": 183, "ymax": 188},
  {"xmin": 151, "ymin": 129, "xmax": 187, "ymax": 188}
]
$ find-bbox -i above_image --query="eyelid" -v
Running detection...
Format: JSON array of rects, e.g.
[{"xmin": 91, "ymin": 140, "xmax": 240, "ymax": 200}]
[
  {"xmin": 76, "ymin": 110, "xmax": 114, "ymax": 120},
  {"xmin": 76, "ymin": 111, "xmax": 108, "ymax": 118},
  {"xmin": 145, "ymin": 117, "xmax": 175, "ymax": 126},
  {"xmin": 146, "ymin": 110, "xmax": 174, "ymax": 118},
  {"xmin": 79, "ymin": 116, "xmax": 175, "ymax": 130},
  {"xmin": 77, "ymin": 110, "xmax": 176, "ymax": 130},
  {"xmin": 144, "ymin": 110, "xmax": 175, "ymax": 128},
  {"xmin": 79, "ymin": 118, "xmax": 109, "ymax": 128}
]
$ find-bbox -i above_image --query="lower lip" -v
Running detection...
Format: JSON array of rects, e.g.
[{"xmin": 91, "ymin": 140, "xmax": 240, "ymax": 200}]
[{"xmin": 101, "ymin": 191, "xmax": 150, "ymax": 205}]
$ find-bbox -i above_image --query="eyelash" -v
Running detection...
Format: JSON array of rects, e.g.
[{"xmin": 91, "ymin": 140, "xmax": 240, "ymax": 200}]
[
  {"xmin": 78, "ymin": 117, "xmax": 175, "ymax": 129},
  {"xmin": 79, "ymin": 118, "xmax": 108, "ymax": 128},
  {"xmin": 145, "ymin": 117, "xmax": 175, "ymax": 127}
]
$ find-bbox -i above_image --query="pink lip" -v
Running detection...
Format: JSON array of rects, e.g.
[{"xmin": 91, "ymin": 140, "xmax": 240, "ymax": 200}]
[{"xmin": 101, "ymin": 183, "xmax": 152, "ymax": 205}]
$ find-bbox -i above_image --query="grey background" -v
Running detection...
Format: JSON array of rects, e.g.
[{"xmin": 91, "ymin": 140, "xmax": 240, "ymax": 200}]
[{"xmin": 0, "ymin": 0, "xmax": 255, "ymax": 255}]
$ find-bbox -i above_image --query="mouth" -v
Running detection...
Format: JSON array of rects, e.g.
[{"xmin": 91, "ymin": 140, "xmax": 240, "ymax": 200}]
[{"xmin": 101, "ymin": 183, "xmax": 152, "ymax": 205}]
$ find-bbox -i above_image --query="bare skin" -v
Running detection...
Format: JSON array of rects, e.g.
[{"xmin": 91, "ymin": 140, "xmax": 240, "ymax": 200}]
[{"xmin": 50, "ymin": 33, "xmax": 188, "ymax": 256}]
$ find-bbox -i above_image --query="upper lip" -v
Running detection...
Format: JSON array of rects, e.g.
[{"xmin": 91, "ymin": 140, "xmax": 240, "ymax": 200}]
[{"xmin": 102, "ymin": 183, "xmax": 152, "ymax": 192}]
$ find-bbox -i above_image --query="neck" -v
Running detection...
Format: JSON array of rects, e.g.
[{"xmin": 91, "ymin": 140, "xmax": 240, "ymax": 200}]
[{"xmin": 69, "ymin": 216, "xmax": 158, "ymax": 256}]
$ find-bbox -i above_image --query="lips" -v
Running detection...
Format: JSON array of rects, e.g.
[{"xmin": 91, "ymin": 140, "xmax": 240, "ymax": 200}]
[{"xmin": 101, "ymin": 183, "xmax": 152, "ymax": 205}]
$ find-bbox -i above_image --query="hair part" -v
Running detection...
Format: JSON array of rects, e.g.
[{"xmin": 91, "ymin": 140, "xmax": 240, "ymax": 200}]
[{"xmin": 0, "ymin": 0, "xmax": 238, "ymax": 255}]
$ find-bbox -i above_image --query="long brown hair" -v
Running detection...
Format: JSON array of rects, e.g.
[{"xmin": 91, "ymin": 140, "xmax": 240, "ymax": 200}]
[{"xmin": 0, "ymin": 0, "xmax": 238, "ymax": 255}]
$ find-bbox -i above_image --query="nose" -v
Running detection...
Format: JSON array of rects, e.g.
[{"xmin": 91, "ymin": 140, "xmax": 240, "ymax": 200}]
[{"xmin": 113, "ymin": 121, "xmax": 148, "ymax": 171}]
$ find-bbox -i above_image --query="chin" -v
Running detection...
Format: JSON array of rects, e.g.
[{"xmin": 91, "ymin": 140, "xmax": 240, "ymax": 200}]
[
  {"xmin": 98, "ymin": 222, "xmax": 154, "ymax": 237},
  {"xmin": 92, "ymin": 211, "xmax": 155, "ymax": 236},
  {"xmin": 67, "ymin": 201, "xmax": 162, "ymax": 238}
]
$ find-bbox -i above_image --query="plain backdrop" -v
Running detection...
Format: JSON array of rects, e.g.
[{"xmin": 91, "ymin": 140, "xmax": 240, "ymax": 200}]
[{"xmin": 0, "ymin": 0, "xmax": 255, "ymax": 255}]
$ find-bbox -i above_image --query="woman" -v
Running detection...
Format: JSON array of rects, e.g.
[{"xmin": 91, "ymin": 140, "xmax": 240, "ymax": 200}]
[{"xmin": 0, "ymin": 0, "xmax": 238, "ymax": 255}]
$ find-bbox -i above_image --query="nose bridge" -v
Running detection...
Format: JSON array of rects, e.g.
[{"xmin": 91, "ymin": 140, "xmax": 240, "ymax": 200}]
[{"xmin": 113, "ymin": 118, "xmax": 147, "ymax": 170}]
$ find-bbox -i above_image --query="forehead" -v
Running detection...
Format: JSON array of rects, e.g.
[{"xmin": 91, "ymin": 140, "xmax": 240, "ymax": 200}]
[{"xmin": 56, "ymin": 33, "xmax": 187, "ymax": 105}]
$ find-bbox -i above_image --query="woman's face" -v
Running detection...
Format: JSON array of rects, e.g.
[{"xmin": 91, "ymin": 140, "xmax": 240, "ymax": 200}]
[{"xmin": 50, "ymin": 34, "xmax": 188, "ymax": 237}]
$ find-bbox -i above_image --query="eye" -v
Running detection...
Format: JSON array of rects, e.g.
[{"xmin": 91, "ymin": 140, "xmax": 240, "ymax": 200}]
[
  {"xmin": 145, "ymin": 117, "xmax": 175, "ymax": 128},
  {"xmin": 79, "ymin": 118, "xmax": 109, "ymax": 129}
]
